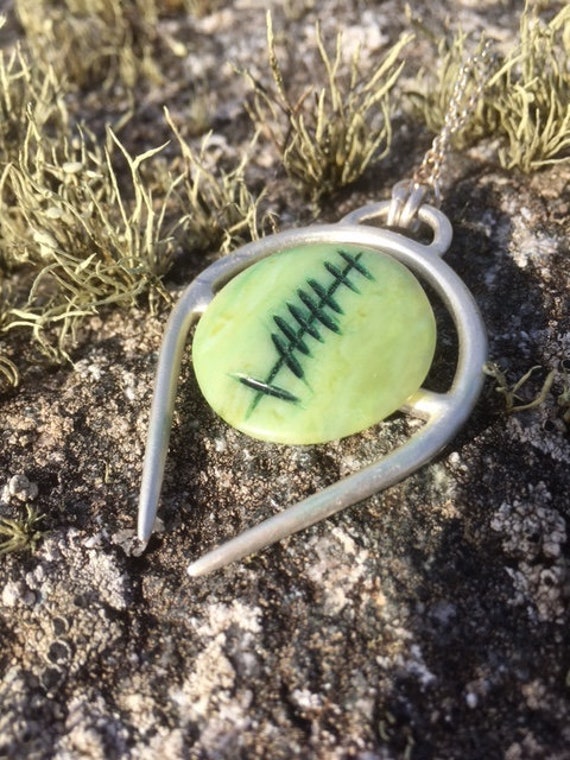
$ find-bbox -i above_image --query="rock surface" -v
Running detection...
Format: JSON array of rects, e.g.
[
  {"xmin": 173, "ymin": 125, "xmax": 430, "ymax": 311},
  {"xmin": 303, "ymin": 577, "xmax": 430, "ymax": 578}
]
[{"xmin": 1, "ymin": 1, "xmax": 569, "ymax": 758}]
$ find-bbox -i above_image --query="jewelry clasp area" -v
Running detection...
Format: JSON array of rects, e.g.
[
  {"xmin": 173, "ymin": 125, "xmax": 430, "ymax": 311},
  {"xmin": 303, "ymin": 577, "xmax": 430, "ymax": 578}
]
[{"xmin": 137, "ymin": 205, "xmax": 487, "ymax": 576}]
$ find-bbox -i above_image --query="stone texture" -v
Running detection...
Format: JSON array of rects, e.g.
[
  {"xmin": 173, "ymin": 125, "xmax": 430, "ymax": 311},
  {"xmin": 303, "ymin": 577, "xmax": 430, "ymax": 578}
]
[{"xmin": 0, "ymin": 1, "xmax": 569, "ymax": 759}]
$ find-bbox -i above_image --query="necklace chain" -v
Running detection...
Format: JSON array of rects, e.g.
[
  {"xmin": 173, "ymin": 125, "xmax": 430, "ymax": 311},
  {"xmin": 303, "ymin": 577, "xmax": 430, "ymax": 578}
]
[
  {"xmin": 413, "ymin": 39, "xmax": 495, "ymax": 199},
  {"xmin": 388, "ymin": 39, "xmax": 495, "ymax": 229}
]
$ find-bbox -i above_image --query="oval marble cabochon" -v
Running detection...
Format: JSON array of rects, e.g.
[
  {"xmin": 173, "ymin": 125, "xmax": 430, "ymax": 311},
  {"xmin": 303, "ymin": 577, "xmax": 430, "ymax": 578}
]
[{"xmin": 193, "ymin": 243, "xmax": 436, "ymax": 444}]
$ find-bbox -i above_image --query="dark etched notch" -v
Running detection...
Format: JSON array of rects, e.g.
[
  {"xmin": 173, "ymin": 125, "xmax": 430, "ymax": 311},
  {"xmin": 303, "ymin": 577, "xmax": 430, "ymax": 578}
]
[
  {"xmin": 324, "ymin": 261, "xmax": 360, "ymax": 292},
  {"xmin": 271, "ymin": 333, "xmax": 305, "ymax": 378},
  {"xmin": 297, "ymin": 289, "xmax": 340, "ymax": 333},
  {"xmin": 307, "ymin": 278, "xmax": 343, "ymax": 313},
  {"xmin": 338, "ymin": 250, "xmax": 375, "ymax": 279},
  {"xmin": 233, "ymin": 373, "xmax": 300, "ymax": 403},
  {"xmin": 273, "ymin": 316, "xmax": 310, "ymax": 355},
  {"xmin": 235, "ymin": 248, "xmax": 374, "ymax": 414},
  {"xmin": 287, "ymin": 303, "xmax": 323, "ymax": 341}
]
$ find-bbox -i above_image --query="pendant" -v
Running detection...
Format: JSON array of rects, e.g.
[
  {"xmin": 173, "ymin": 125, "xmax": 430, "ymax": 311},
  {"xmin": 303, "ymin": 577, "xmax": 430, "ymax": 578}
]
[
  {"xmin": 192, "ymin": 242, "xmax": 437, "ymax": 445},
  {"xmin": 137, "ymin": 200, "xmax": 487, "ymax": 576}
]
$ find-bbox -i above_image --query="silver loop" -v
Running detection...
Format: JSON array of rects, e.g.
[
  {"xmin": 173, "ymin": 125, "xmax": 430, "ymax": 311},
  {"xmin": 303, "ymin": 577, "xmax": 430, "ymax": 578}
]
[
  {"xmin": 387, "ymin": 180, "xmax": 429, "ymax": 230},
  {"xmin": 340, "ymin": 201, "xmax": 452, "ymax": 258},
  {"xmin": 386, "ymin": 180, "xmax": 409, "ymax": 227}
]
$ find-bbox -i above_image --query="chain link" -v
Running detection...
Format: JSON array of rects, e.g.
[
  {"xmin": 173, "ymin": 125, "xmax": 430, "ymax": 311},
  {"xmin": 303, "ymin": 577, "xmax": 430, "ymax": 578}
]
[
  {"xmin": 388, "ymin": 39, "xmax": 495, "ymax": 229},
  {"xmin": 413, "ymin": 38, "xmax": 495, "ymax": 198}
]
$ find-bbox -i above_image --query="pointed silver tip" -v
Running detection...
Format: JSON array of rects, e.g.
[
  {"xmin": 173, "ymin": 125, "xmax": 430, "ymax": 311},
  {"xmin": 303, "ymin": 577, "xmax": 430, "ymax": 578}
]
[
  {"xmin": 187, "ymin": 551, "xmax": 222, "ymax": 577},
  {"xmin": 186, "ymin": 560, "xmax": 206, "ymax": 578},
  {"xmin": 186, "ymin": 546, "xmax": 235, "ymax": 578},
  {"xmin": 137, "ymin": 501, "xmax": 155, "ymax": 543}
]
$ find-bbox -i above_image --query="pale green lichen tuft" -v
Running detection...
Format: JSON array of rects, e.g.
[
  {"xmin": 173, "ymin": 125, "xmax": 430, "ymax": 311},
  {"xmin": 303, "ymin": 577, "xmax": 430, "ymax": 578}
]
[
  {"xmin": 164, "ymin": 108, "xmax": 272, "ymax": 255},
  {"xmin": 0, "ymin": 504, "xmax": 45, "ymax": 557},
  {"xmin": 0, "ymin": 45, "xmax": 68, "ymax": 169},
  {"xmin": 14, "ymin": 0, "xmax": 168, "ymax": 89},
  {"xmin": 182, "ymin": 0, "xmax": 226, "ymax": 17},
  {"xmin": 557, "ymin": 359, "xmax": 570, "ymax": 425},
  {"xmin": 492, "ymin": 2, "xmax": 570, "ymax": 172},
  {"xmin": 0, "ymin": 118, "xmax": 175, "ymax": 362},
  {"xmin": 0, "ymin": 34, "xmax": 269, "ymax": 370},
  {"xmin": 0, "ymin": 354, "xmax": 19, "ymax": 389},
  {"xmin": 412, "ymin": 2, "xmax": 570, "ymax": 171},
  {"xmin": 484, "ymin": 362, "xmax": 557, "ymax": 414},
  {"xmin": 246, "ymin": 12, "xmax": 412, "ymax": 203},
  {"xmin": 407, "ymin": 28, "xmax": 493, "ymax": 148}
]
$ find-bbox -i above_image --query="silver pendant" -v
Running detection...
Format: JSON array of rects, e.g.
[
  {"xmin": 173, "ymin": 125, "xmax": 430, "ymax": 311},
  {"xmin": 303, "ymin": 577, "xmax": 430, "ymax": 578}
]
[{"xmin": 137, "ymin": 200, "xmax": 487, "ymax": 576}]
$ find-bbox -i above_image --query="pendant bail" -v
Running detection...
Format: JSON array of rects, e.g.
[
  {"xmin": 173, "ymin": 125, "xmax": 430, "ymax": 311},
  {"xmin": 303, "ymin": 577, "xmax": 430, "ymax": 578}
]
[
  {"xmin": 340, "ymin": 201, "xmax": 452, "ymax": 259},
  {"xmin": 387, "ymin": 180, "xmax": 431, "ymax": 231}
]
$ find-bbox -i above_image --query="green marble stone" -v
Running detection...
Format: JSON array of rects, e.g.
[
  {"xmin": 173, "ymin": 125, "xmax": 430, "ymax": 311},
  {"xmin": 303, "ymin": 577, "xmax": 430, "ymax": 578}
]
[{"xmin": 192, "ymin": 243, "xmax": 436, "ymax": 444}]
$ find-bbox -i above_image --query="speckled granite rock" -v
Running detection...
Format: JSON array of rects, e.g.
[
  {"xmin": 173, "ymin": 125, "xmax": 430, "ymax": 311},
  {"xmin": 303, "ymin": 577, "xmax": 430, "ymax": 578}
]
[{"xmin": 1, "ymin": 1, "xmax": 569, "ymax": 759}]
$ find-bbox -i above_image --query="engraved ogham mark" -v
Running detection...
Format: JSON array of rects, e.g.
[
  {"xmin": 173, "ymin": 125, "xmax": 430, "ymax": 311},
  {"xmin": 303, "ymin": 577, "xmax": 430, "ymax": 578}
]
[
  {"xmin": 286, "ymin": 303, "xmax": 323, "ymax": 341},
  {"xmin": 271, "ymin": 332, "xmax": 304, "ymax": 378},
  {"xmin": 297, "ymin": 289, "xmax": 340, "ymax": 333},
  {"xmin": 306, "ymin": 279, "xmax": 342, "ymax": 314},
  {"xmin": 272, "ymin": 317, "xmax": 310, "ymax": 356},
  {"xmin": 338, "ymin": 249, "xmax": 374, "ymax": 279},
  {"xmin": 234, "ymin": 249, "xmax": 374, "ymax": 412},
  {"xmin": 232, "ymin": 373, "xmax": 300, "ymax": 403}
]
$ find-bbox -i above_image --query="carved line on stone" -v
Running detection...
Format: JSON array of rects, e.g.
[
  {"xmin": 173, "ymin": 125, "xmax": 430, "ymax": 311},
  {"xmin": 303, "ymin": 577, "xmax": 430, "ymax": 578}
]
[
  {"xmin": 235, "ymin": 249, "xmax": 375, "ymax": 414},
  {"xmin": 233, "ymin": 373, "xmax": 300, "ymax": 403}
]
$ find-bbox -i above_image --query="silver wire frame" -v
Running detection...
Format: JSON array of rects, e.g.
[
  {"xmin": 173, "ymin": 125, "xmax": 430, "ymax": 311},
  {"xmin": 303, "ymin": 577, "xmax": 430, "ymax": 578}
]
[{"xmin": 137, "ymin": 203, "xmax": 487, "ymax": 576}]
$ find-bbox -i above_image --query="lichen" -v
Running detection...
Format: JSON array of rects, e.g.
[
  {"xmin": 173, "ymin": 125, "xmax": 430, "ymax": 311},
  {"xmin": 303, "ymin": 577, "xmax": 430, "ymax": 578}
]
[
  {"xmin": 0, "ymin": 504, "xmax": 45, "ymax": 556},
  {"xmin": 164, "ymin": 108, "xmax": 272, "ymax": 254},
  {"xmin": 411, "ymin": 2, "xmax": 570, "ymax": 172},
  {"xmin": 0, "ymin": 121, "xmax": 175, "ymax": 361},
  {"xmin": 484, "ymin": 362, "xmax": 556, "ymax": 414},
  {"xmin": 491, "ymin": 485, "xmax": 568, "ymax": 623},
  {"xmin": 14, "ymin": 0, "xmax": 166, "ymax": 89},
  {"xmin": 245, "ymin": 12, "xmax": 411, "ymax": 203}
]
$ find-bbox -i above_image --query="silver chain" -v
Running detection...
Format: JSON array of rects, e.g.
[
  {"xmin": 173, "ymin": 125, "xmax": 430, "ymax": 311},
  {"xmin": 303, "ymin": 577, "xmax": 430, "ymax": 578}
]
[
  {"xmin": 414, "ymin": 38, "xmax": 494, "ymax": 196},
  {"xmin": 388, "ymin": 39, "xmax": 495, "ymax": 229}
]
